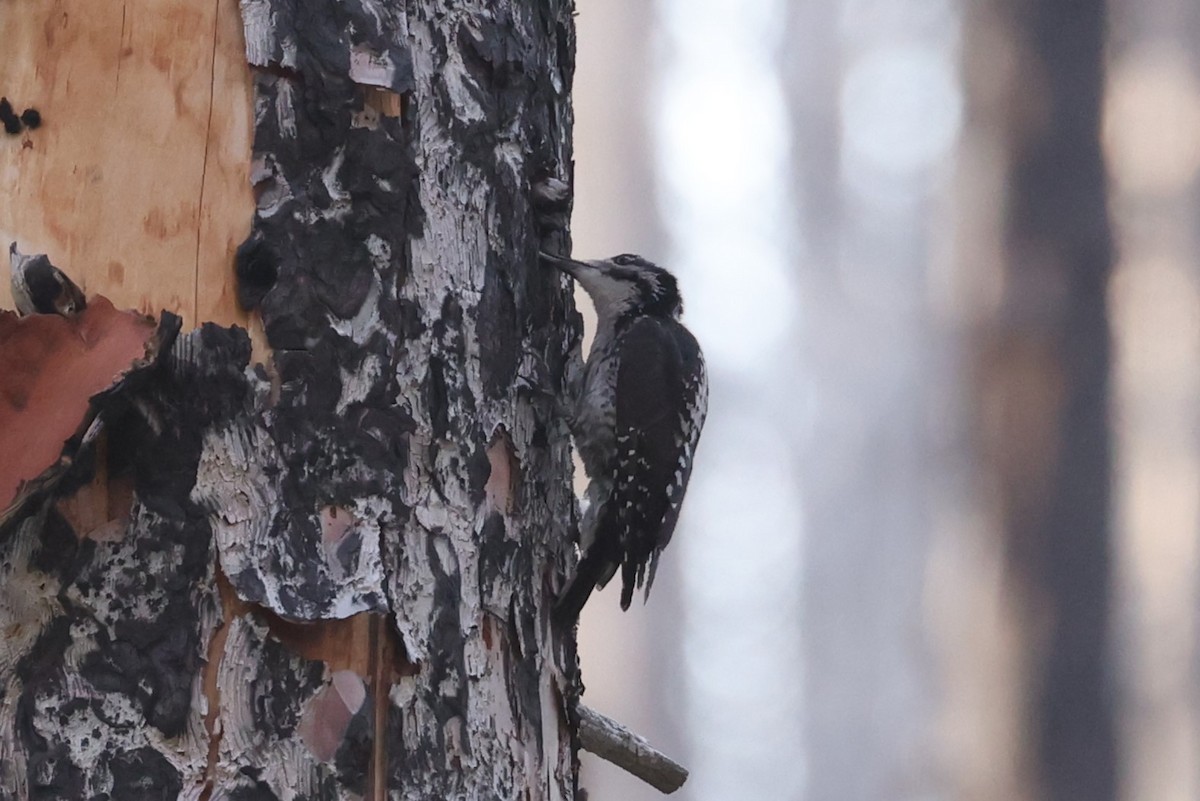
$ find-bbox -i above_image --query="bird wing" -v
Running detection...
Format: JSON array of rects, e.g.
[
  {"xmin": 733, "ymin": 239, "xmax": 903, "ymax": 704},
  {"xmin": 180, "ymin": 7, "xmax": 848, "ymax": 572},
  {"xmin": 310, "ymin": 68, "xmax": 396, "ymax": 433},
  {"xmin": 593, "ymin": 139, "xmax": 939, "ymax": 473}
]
[{"xmin": 605, "ymin": 317, "xmax": 707, "ymax": 608}]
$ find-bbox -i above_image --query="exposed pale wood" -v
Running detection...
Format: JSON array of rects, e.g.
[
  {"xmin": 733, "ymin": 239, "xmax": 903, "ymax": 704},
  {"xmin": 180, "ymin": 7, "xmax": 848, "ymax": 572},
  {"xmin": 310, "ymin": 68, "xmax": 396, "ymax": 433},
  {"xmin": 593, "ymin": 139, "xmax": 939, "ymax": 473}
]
[
  {"xmin": 196, "ymin": 0, "xmax": 259, "ymax": 333},
  {"xmin": 252, "ymin": 608, "xmax": 409, "ymax": 676},
  {"xmin": 0, "ymin": 0, "xmax": 255, "ymax": 331},
  {"xmin": 201, "ymin": 570, "xmax": 245, "ymax": 799}
]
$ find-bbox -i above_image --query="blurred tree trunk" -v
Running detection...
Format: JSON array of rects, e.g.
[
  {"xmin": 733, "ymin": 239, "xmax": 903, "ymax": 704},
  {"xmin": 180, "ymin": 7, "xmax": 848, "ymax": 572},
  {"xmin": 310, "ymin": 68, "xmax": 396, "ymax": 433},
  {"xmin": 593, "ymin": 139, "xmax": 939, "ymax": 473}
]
[
  {"xmin": 0, "ymin": 0, "xmax": 580, "ymax": 798},
  {"xmin": 1103, "ymin": 1, "xmax": 1200, "ymax": 798},
  {"xmin": 964, "ymin": 2, "xmax": 1116, "ymax": 799}
]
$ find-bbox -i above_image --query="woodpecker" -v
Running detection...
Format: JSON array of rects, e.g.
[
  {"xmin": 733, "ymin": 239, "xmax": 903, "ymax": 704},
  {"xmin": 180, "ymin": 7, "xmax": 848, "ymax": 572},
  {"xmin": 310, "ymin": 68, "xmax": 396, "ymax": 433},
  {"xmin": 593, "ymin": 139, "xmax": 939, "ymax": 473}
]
[
  {"xmin": 544, "ymin": 251, "xmax": 708, "ymax": 626},
  {"xmin": 9, "ymin": 243, "xmax": 86, "ymax": 318}
]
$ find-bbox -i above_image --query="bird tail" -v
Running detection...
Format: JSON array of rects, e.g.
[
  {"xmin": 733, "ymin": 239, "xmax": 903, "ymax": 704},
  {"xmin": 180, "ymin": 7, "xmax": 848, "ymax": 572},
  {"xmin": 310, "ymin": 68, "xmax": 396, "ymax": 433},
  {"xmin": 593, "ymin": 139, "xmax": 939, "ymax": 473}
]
[{"xmin": 553, "ymin": 549, "xmax": 613, "ymax": 628}]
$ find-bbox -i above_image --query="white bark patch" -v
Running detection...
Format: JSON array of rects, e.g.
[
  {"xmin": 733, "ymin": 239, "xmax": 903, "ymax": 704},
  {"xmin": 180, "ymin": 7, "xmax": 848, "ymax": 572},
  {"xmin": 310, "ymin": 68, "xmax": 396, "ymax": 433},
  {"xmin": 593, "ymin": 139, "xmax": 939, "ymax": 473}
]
[
  {"xmin": 193, "ymin": 422, "xmax": 281, "ymax": 579},
  {"xmin": 194, "ymin": 422, "xmax": 389, "ymax": 619},
  {"xmin": 0, "ymin": 519, "xmax": 60, "ymax": 795},
  {"xmin": 0, "ymin": 519, "xmax": 62, "ymax": 677},
  {"xmin": 332, "ymin": 281, "xmax": 385, "ymax": 349},
  {"xmin": 273, "ymin": 79, "xmax": 299, "ymax": 140},
  {"xmin": 251, "ymin": 154, "xmax": 293, "ymax": 217},
  {"xmin": 239, "ymin": 0, "xmax": 277, "ymax": 66},
  {"xmin": 349, "ymin": 45, "xmax": 398, "ymax": 88},
  {"xmin": 440, "ymin": 46, "xmax": 487, "ymax": 125}
]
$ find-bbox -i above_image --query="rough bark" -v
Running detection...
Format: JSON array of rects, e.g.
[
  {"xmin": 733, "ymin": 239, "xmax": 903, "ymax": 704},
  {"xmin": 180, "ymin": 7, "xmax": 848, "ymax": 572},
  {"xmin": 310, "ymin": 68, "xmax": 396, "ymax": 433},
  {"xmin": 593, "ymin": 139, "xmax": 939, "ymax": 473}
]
[
  {"xmin": 965, "ymin": 2, "xmax": 1116, "ymax": 799},
  {"xmin": 1, "ymin": 0, "xmax": 580, "ymax": 799},
  {"xmin": 575, "ymin": 705, "xmax": 686, "ymax": 794}
]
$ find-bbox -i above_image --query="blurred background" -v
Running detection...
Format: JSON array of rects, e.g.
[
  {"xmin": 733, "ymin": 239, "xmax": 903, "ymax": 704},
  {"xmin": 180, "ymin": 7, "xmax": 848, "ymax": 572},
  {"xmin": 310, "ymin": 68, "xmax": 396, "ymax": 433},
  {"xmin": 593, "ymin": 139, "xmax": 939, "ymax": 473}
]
[{"xmin": 567, "ymin": 1, "xmax": 1200, "ymax": 800}]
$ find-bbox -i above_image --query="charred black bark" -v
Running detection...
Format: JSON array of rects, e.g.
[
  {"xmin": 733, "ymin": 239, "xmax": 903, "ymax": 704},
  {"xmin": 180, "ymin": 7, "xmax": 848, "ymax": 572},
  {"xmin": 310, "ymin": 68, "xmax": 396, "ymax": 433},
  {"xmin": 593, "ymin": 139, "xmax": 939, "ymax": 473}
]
[{"xmin": 0, "ymin": 325, "xmax": 247, "ymax": 797}]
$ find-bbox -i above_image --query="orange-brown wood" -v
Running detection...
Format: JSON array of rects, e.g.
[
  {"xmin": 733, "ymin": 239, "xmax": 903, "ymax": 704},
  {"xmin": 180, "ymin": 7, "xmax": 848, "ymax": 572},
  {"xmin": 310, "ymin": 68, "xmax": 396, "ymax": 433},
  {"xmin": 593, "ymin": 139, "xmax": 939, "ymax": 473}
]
[
  {"xmin": 0, "ymin": 299, "xmax": 157, "ymax": 510},
  {"xmin": 55, "ymin": 433, "xmax": 137, "ymax": 540},
  {"xmin": 0, "ymin": 0, "xmax": 255, "ymax": 332}
]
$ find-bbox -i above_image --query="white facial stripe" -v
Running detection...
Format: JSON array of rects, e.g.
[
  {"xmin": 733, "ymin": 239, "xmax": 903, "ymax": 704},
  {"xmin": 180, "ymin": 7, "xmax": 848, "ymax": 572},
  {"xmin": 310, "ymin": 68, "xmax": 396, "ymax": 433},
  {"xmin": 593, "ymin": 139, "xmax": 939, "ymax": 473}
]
[{"xmin": 572, "ymin": 267, "xmax": 638, "ymax": 318}]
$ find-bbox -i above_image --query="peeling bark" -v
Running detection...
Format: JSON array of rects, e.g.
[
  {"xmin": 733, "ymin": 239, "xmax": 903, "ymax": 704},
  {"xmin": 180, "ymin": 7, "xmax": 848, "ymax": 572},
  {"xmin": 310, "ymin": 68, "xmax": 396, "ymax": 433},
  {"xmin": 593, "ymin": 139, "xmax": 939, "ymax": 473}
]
[
  {"xmin": 0, "ymin": 301, "xmax": 178, "ymax": 526},
  {"xmin": 213, "ymin": 616, "xmax": 368, "ymax": 799},
  {"xmin": 3, "ymin": 0, "xmax": 578, "ymax": 798},
  {"xmin": 0, "ymin": 326, "xmax": 244, "ymax": 799}
]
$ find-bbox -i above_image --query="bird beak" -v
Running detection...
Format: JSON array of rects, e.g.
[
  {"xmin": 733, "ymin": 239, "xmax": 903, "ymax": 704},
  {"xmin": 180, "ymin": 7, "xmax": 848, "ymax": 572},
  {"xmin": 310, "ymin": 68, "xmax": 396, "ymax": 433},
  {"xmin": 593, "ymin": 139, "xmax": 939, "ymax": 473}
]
[
  {"xmin": 10, "ymin": 244, "xmax": 33, "ymax": 272},
  {"xmin": 539, "ymin": 251, "xmax": 593, "ymax": 278}
]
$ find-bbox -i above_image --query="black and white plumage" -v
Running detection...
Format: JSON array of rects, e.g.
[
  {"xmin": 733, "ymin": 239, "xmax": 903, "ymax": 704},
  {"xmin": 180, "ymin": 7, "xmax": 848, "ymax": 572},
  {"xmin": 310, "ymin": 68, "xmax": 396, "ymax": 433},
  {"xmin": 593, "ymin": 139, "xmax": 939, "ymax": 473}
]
[
  {"xmin": 9, "ymin": 243, "xmax": 86, "ymax": 318},
  {"xmin": 544, "ymin": 251, "xmax": 708, "ymax": 626}
]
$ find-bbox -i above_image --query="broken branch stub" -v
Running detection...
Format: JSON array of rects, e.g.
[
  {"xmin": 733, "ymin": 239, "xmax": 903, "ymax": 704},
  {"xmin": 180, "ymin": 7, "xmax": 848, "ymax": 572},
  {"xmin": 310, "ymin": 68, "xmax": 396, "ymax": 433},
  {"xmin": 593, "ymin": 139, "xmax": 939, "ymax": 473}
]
[{"xmin": 577, "ymin": 704, "xmax": 689, "ymax": 794}]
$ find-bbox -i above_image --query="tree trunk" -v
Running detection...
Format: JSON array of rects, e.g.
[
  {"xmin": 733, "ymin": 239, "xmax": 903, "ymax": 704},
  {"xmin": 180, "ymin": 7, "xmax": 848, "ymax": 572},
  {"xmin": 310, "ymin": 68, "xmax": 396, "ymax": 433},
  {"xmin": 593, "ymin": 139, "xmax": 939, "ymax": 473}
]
[
  {"xmin": 963, "ymin": 1, "xmax": 1116, "ymax": 799},
  {"xmin": 0, "ymin": 1, "xmax": 581, "ymax": 799}
]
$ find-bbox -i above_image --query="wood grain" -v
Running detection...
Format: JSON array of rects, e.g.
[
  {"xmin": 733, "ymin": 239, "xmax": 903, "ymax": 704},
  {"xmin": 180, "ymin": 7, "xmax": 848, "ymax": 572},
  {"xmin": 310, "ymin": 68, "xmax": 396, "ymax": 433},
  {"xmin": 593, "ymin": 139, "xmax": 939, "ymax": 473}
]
[{"xmin": 0, "ymin": 0, "xmax": 255, "ymax": 331}]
